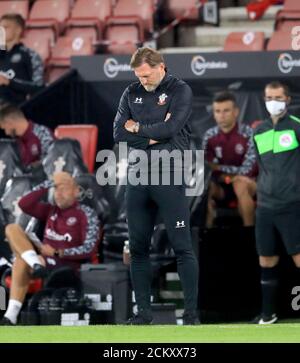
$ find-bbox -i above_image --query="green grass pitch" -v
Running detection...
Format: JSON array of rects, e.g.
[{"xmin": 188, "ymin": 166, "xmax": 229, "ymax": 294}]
[{"xmin": 1, "ymin": 323, "xmax": 300, "ymax": 343}]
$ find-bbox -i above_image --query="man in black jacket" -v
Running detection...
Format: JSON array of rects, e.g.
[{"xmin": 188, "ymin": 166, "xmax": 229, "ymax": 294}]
[
  {"xmin": 0, "ymin": 13, "xmax": 44, "ymax": 105},
  {"xmin": 114, "ymin": 47, "xmax": 199, "ymax": 325},
  {"xmin": 253, "ymin": 81, "xmax": 300, "ymax": 324}
]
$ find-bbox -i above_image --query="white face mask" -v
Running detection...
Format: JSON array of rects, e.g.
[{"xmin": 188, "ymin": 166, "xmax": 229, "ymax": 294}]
[{"xmin": 265, "ymin": 100, "xmax": 286, "ymax": 116}]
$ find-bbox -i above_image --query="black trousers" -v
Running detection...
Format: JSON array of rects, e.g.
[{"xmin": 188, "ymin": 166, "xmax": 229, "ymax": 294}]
[{"xmin": 126, "ymin": 182, "xmax": 199, "ymax": 315}]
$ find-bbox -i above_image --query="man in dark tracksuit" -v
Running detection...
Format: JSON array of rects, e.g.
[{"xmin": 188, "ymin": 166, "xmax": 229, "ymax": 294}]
[
  {"xmin": 0, "ymin": 14, "xmax": 44, "ymax": 105},
  {"xmin": 253, "ymin": 81, "xmax": 300, "ymax": 324},
  {"xmin": 114, "ymin": 47, "xmax": 199, "ymax": 325}
]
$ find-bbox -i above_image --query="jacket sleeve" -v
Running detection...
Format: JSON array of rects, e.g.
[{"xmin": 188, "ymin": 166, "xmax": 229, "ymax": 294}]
[
  {"xmin": 18, "ymin": 180, "xmax": 52, "ymax": 220},
  {"xmin": 114, "ymin": 87, "xmax": 150, "ymax": 149},
  {"xmin": 62, "ymin": 205, "xmax": 100, "ymax": 260},
  {"xmin": 202, "ymin": 130, "xmax": 216, "ymax": 163},
  {"xmin": 9, "ymin": 48, "xmax": 44, "ymax": 95},
  {"xmin": 137, "ymin": 83, "xmax": 193, "ymax": 140}
]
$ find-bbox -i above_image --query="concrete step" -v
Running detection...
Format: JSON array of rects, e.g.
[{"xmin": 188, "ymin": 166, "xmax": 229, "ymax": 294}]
[
  {"xmin": 160, "ymin": 46, "xmax": 223, "ymax": 53},
  {"xmin": 178, "ymin": 26, "xmax": 272, "ymax": 47}
]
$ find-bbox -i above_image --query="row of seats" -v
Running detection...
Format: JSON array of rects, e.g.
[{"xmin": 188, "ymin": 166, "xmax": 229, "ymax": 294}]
[
  {"xmin": 223, "ymin": 28, "xmax": 300, "ymax": 52},
  {"xmin": 225, "ymin": 0, "xmax": 300, "ymax": 52},
  {"xmin": 0, "ymin": 0, "xmax": 204, "ymax": 82}
]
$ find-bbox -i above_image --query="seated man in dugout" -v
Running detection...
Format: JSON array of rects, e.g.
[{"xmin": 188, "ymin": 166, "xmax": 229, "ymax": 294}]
[
  {"xmin": 202, "ymin": 91, "xmax": 257, "ymax": 228},
  {"xmin": 0, "ymin": 172, "xmax": 99, "ymax": 325}
]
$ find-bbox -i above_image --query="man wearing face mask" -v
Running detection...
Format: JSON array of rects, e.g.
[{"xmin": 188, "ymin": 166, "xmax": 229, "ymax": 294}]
[{"xmin": 252, "ymin": 81, "xmax": 300, "ymax": 324}]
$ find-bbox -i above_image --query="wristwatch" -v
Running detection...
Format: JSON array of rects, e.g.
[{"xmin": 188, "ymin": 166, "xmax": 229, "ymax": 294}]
[{"xmin": 133, "ymin": 122, "xmax": 140, "ymax": 133}]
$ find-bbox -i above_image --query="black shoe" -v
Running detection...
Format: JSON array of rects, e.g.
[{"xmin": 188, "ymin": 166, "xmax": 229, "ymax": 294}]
[
  {"xmin": 0, "ymin": 317, "xmax": 15, "ymax": 326},
  {"xmin": 183, "ymin": 312, "xmax": 201, "ymax": 325},
  {"xmin": 126, "ymin": 314, "xmax": 153, "ymax": 325},
  {"xmin": 32, "ymin": 264, "xmax": 47, "ymax": 279},
  {"xmin": 251, "ymin": 313, "xmax": 278, "ymax": 325}
]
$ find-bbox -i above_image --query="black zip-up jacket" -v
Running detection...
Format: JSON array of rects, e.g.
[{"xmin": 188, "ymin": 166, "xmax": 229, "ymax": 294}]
[
  {"xmin": 0, "ymin": 43, "xmax": 44, "ymax": 104},
  {"xmin": 253, "ymin": 112, "xmax": 300, "ymax": 209},
  {"xmin": 113, "ymin": 74, "xmax": 193, "ymax": 172}
]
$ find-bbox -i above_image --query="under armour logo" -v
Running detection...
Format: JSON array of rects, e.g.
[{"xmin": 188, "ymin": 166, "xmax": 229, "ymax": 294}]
[
  {"xmin": 53, "ymin": 157, "xmax": 66, "ymax": 173},
  {"xmin": 0, "ymin": 160, "xmax": 6, "ymax": 182},
  {"xmin": 134, "ymin": 97, "xmax": 143, "ymax": 104},
  {"xmin": 175, "ymin": 220, "xmax": 185, "ymax": 228}
]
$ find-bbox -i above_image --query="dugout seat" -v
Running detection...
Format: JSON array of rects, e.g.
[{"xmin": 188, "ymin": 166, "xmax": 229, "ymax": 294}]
[
  {"xmin": 42, "ymin": 138, "xmax": 88, "ymax": 178},
  {"xmin": 223, "ymin": 31, "xmax": 265, "ymax": 52},
  {"xmin": 27, "ymin": 0, "xmax": 71, "ymax": 39},
  {"xmin": 54, "ymin": 125, "xmax": 98, "ymax": 173},
  {"xmin": 0, "ymin": 175, "xmax": 44, "ymax": 229},
  {"xmin": 0, "ymin": 0, "xmax": 29, "ymax": 19},
  {"xmin": 0, "ymin": 139, "xmax": 23, "ymax": 197}
]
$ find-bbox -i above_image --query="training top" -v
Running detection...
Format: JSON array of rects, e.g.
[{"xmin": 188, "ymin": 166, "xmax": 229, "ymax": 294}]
[
  {"xmin": 17, "ymin": 121, "xmax": 54, "ymax": 166},
  {"xmin": 19, "ymin": 180, "xmax": 99, "ymax": 267},
  {"xmin": 202, "ymin": 122, "xmax": 257, "ymax": 179},
  {"xmin": 113, "ymin": 73, "xmax": 193, "ymax": 172},
  {"xmin": 253, "ymin": 113, "xmax": 300, "ymax": 209},
  {"xmin": 0, "ymin": 43, "xmax": 44, "ymax": 104}
]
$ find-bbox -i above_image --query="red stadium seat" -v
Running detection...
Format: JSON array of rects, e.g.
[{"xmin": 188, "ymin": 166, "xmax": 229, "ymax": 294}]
[
  {"xmin": 49, "ymin": 35, "xmax": 94, "ymax": 66},
  {"xmin": 107, "ymin": 0, "xmax": 154, "ymax": 36},
  {"xmin": 66, "ymin": 27, "xmax": 98, "ymax": 43},
  {"xmin": 276, "ymin": 0, "xmax": 300, "ymax": 29},
  {"xmin": 223, "ymin": 31, "xmax": 265, "ymax": 52},
  {"xmin": 266, "ymin": 30, "xmax": 295, "ymax": 51},
  {"xmin": 46, "ymin": 66, "xmax": 70, "ymax": 83},
  {"xmin": 276, "ymin": 20, "xmax": 300, "ymax": 32},
  {"xmin": 22, "ymin": 29, "xmax": 53, "ymax": 63},
  {"xmin": 5, "ymin": 275, "xmax": 43, "ymax": 295},
  {"xmin": 105, "ymin": 24, "xmax": 140, "ymax": 54},
  {"xmin": 163, "ymin": 0, "xmax": 202, "ymax": 22},
  {"xmin": 27, "ymin": 0, "xmax": 71, "ymax": 38},
  {"xmin": 0, "ymin": 0, "xmax": 29, "ymax": 19},
  {"xmin": 66, "ymin": 0, "xmax": 112, "ymax": 39},
  {"xmin": 54, "ymin": 125, "xmax": 99, "ymax": 173}
]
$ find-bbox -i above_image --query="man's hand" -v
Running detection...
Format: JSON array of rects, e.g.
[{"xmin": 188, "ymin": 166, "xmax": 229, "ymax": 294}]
[
  {"xmin": 149, "ymin": 139, "xmax": 159, "ymax": 145},
  {"xmin": 0, "ymin": 74, "xmax": 10, "ymax": 86},
  {"xmin": 208, "ymin": 162, "xmax": 221, "ymax": 172},
  {"xmin": 164, "ymin": 113, "xmax": 171, "ymax": 122},
  {"xmin": 40, "ymin": 244, "xmax": 56, "ymax": 257},
  {"xmin": 232, "ymin": 175, "xmax": 254, "ymax": 184},
  {"xmin": 125, "ymin": 119, "xmax": 138, "ymax": 133}
]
